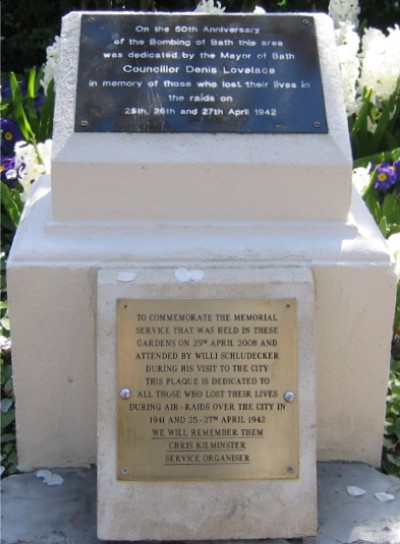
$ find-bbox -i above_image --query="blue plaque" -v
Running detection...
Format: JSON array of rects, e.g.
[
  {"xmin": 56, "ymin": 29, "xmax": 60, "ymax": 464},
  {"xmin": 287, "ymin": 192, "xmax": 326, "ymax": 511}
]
[{"xmin": 75, "ymin": 14, "xmax": 328, "ymax": 133}]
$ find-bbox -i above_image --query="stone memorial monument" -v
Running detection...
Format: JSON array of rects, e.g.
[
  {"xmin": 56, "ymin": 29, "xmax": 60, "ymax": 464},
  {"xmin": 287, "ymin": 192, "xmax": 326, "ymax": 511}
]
[{"xmin": 7, "ymin": 10, "xmax": 396, "ymax": 541}]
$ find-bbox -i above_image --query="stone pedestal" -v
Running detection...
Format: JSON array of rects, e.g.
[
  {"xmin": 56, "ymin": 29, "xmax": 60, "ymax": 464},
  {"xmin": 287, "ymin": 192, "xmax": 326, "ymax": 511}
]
[
  {"xmin": 7, "ymin": 9, "xmax": 396, "ymax": 542},
  {"xmin": 8, "ymin": 177, "xmax": 395, "ymax": 470}
]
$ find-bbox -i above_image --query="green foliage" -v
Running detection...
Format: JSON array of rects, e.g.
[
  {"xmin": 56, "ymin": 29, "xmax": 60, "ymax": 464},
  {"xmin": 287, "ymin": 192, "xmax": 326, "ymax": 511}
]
[
  {"xmin": 360, "ymin": 155, "xmax": 400, "ymax": 475},
  {"xmin": 350, "ymin": 80, "xmax": 400, "ymax": 161},
  {"xmin": 361, "ymin": 149, "xmax": 400, "ymax": 238},
  {"xmin": 1, "ymin": 182, "xmax": 24, "ymax": 356},
  {"xmin": 2, "ymin": 68, "xmax": 55, "ymax": 147},
  {"xmin": 346, "ymin": 17, "xmax": 400, "ymax": 478},
  {"xmin": 382, "ymin": 351, "xmax": 400, "ymax": 477},
  {"xmin": 1, "ymin": 181, "xmax": 23, "ymax": 479},
  {"xmin": 1, "ymin": 352, "xmax": 17, "ymax": 473},
  {"xmin": 1, "ymin": 67, "xmax": 50, "ymax": 478},
  {"xmin": 392, "ymin": 284, "xmax": 400, "ymax": 478},
  {"xmin": 1, "ymin": 347, "xmax": 17, "ymax": 478},
  {"xmin": 358, "ymin": 152, "xmax": 400, "ymax": 477}
]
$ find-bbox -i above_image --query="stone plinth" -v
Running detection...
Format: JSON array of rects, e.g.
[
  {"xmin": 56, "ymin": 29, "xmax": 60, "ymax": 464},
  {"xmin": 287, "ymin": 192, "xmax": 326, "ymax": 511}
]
[
  {"xmin": 7, "ymin": 176, "xmax": 395, "ymax": 469},
  {"xmin": 51, "ymin": 12, "xmax": 351, "ymax": 222}
]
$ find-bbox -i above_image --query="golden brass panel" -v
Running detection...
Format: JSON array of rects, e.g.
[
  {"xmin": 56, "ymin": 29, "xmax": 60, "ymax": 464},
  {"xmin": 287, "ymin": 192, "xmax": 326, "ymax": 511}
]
[{"xmin": 117, "ymin": 299, "xmax": 298, "ymax": 481}]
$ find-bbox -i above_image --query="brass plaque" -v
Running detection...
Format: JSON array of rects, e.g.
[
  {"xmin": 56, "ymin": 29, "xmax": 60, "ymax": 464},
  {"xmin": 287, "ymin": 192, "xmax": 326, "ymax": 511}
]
[{"xmin": 117, "ymin": 298, "xmax": 298, "ymax": 481}]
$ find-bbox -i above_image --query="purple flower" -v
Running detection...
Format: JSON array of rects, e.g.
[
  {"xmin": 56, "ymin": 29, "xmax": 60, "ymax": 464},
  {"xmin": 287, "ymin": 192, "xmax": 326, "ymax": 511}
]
[
  {"xmin": 1, "ymin": 155, "xmax": 18, "ymax": 187},
  {"xmin": 1, "ymin": 79, "xmax": 12, "ymax": 100},
  {"xmin": 394, "ymin": 160, "xmax": 400, "ymax": 194},
  {"xmin": 373, "ymin": 163, "xmax": 398, "ymax": 192},
  {"xmin": 1, "ymin": 75, "xmax": 26, "ymax": 100},
  {"xmin": 1, "ymin": 119, "xmax": 22, "ymax": 155},
  {"xmin": 393, "ymin": 160, "xmax": 400, "ymax": 182}
]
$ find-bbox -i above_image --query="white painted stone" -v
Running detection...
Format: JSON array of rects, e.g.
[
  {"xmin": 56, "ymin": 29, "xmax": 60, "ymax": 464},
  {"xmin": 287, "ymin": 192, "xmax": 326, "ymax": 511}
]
[
  {"xmin": 96, "ymin": 267, "xmax": 317, "ymax": 539},
  {"xmin": 7, "ymin": 176, "xmax": 396, "ymax": 469},
  {"xmin": 6, "ymin": 15, "xmax": 396, "ymax": 529},
  {"xmin": 51, "ymin": 12, "xmax": 352, "ymax": 222}
]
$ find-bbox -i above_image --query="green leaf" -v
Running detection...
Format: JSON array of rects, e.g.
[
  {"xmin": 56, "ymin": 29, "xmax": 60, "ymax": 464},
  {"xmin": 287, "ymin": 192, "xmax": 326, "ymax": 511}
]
[
  {"xmin": 0, "ymin": 365, "xmax": 12, "ymax": 387},
  {"xmin": 353, "ymin": 147, "xmax": 400, "ymax": 169},
  {"xmin": 379, "ymin": 216, "xmax": 389, "ymax": 237},
  {"xmin": 27, "ymin": 66, "xmax": 37, "ymax": 99},
  {"xmin": 3, "ymin": 378, "xmax": 14, "ymax": 398},
  {"xmin": 0, "ymin": 316, "xmax": 10, "ymax": 333},
  {"xmin": 0, "ymin": 433, "xmax": 15, "ymax": 443},
  {"xmin": 350, "ymin": 89, "xmax": 373, "ymax": 158},
  {"xmin": 35, "ymin": 66, "xmax": 46, "ymax": 96},
  {"xmin": 384, "ymin": 131, "xmax": 400, "ymax": 151},
  {"xmin": 1, "ymin": 183, "xmax": 23, "ymax": 229},
  {"xmin": 371, "ymin": 100, "xmax": 394, "ymax": 151},
  {"xmin": 25, "ymin": 68, "xmax": 40, "ymax": 136},
  {"xmin": 386, "ymin": 453, "xmax": 400, "ymax": 468},
  {"xmin": 364, "ymin": 191, "xmax": 382, "ymax": 224},
  {"xmin": 1, "ymin": 216, "xmax": 16, "ymax": 233},
  {"xmin": 9, "ymin": 72, "xmax": 35, "ymax": 143},
  {"xmin": 1, "ymin": 408, "xmax": 15, "ymax": 430},
  {"xmin": 382, "ymin": 192, "xmax": 400, "ymax": 225},
  {"xmin": 38, "ymin": 79, "xmax": 55, "ymax": 141}
]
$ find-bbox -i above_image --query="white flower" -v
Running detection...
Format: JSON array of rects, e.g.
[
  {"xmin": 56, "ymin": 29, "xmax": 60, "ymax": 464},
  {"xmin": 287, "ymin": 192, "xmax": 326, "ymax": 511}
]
[
  {"xmin": 366, "ymin": 116, "xmax": 378, "ymax": 134},
  {"xmin": 14, "ymin": 139, "xmax": 52, "ymax": 197},
  {"xmin": 175, "ymin": 268, "xmax": 205, "ymax": 282},
  {"xmin": 334, "ymin": 21, "xmax": 361, "ymax": 116},
  {"xmin": 334, "ymin": 18, "xmax": 400, "ymax": 121},
  {"xmin": 329, "ymin": 0, "xmax": 360, "ymax": 29},
  {"xmin": 387, "ymin": 233, "xmax": 400, "ymax": 279},
  {"xmin": 352, "ymin": 166, "xmax": 371, "ymax": 195},
  {"xmin": 357, "ymin": 25, "xmax": 400, "ymax": 106},
  {"xmin": 36, "ymin": 469, "xmax": 64, "ymax": 486},
  {"xmin": 346, "ymin": 485, "xmax": 367, "ymax": 497},
  {"xmin": 195, "ymin": 0, "xmax": 225, "ymax": 13},
  {"xmin": 253, "ymin": 6, "xmax": 266, "ymax": 13},
  {"xmin": 374, "ymin": 492, "xmax": 395, "ymax": 502},
  {"xmin": 41, "ymin": 36, "xmax": 60, "ymax": 95}
]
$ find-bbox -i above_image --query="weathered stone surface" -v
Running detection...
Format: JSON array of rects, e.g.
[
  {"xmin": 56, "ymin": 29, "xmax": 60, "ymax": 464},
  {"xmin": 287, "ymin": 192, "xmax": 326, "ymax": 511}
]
[{"xmin": 1, "ymin": 463, "xmax": 399, "ymax": 544}]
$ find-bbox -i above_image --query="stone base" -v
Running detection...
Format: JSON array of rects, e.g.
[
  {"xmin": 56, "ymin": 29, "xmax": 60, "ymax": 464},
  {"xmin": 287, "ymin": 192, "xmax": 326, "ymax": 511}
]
[
  {"xmin": 2, "ymin": 463, "xmax": 400, "ymax": 544},
  {"xmin": 7, "ymin": 175, "xmax": 396, "ymax": 470}
]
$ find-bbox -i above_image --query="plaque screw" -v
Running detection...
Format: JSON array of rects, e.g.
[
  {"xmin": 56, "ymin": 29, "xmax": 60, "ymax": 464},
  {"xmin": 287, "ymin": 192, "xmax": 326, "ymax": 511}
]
[
  {"xmin": 287, "ymin": 466, "xmax": 294, "ymax": 474},
  {"xmin": 284, "ymin": 391, "xmax": 296, "ymax": 403},
  {"xmin": 119, "ymin": 388, "xmax": 132, "ymax": 399},
  {"xmin": 314, "ymin": 121, "xmax": 321, "ymax": 128},
  {"xmin": 303, "ymin": 18, "xmax": 310, "ymax": 24},
  {"xmin": 80, "ymin": 120, "xmax": 89, "ymax": 127},
  {"xmin": 122, "ymin": 467, "xmax": 129, "ymax": 475}
]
